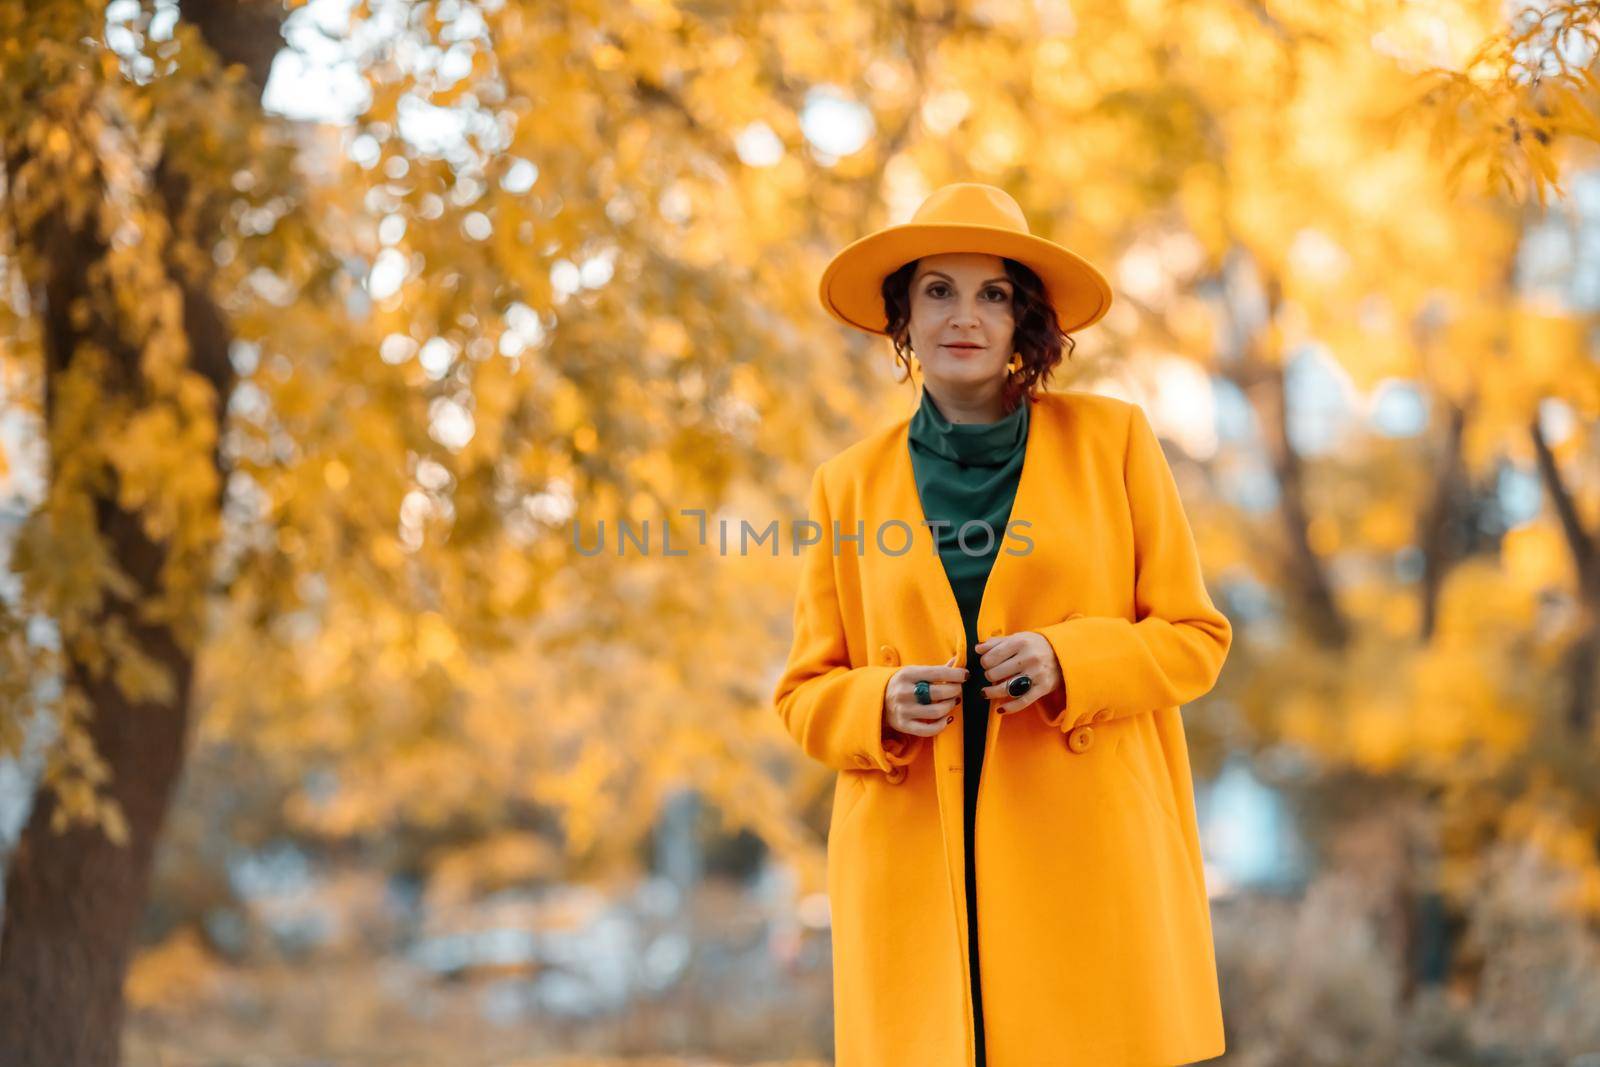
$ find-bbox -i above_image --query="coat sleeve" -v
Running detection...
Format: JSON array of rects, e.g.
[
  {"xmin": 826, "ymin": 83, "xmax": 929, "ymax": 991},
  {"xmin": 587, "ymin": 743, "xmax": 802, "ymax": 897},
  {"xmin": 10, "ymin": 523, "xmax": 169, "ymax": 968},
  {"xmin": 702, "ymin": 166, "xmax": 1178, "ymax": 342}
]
[
  {"xmin": 772, "ymin": 465, "xmax": 925, "ymax": 775},
  {"xmin": 1034, "ymin": 402, "xmax": 1231, "ymax": 732}
]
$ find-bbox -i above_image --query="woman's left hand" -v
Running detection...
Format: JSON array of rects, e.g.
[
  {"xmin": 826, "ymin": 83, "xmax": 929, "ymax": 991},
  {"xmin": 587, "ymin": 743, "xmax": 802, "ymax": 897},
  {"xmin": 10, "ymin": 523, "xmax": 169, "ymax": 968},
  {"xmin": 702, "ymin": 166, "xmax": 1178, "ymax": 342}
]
[{"xmin": 974, "ymin": 630, "xmax": 1062, "ymax": 715}]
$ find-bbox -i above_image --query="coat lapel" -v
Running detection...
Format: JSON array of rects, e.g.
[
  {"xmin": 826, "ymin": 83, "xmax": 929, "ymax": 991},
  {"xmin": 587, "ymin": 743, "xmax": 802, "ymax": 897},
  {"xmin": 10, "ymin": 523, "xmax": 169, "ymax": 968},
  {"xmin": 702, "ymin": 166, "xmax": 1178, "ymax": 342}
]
[
  {"xmin": 970, "ymin": 395, "xmax": 1055, "ymax": 803},
  {"xmin": 886, "ymin": 413, "xmax": 967, "ymax": 657}
]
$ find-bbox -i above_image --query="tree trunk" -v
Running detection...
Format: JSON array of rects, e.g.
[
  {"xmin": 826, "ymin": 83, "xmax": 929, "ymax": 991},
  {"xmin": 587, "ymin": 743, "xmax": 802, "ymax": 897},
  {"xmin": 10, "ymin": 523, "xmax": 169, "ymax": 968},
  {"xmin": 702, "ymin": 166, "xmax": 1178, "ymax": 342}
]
[
  {"xmin": 1417, "ymin": 400, "xmax": 1468, "ymax": 641},
  {"xmin": 0, "ymin": 612, "xmax": 199, "ymax": 1064}
]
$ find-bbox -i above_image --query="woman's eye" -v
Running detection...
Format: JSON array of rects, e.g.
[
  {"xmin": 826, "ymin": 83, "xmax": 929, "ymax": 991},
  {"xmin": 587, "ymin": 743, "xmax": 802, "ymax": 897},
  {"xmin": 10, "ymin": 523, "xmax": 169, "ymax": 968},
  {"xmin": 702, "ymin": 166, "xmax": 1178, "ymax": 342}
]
[{"xmin": 923, "ymin": 283, "xmax": 1007, "ymax": 300}]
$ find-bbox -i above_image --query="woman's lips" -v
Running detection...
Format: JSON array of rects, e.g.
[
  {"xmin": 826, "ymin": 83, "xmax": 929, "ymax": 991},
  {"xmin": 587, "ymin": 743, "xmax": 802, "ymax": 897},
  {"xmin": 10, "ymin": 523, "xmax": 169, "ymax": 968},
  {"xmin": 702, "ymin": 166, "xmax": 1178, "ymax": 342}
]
[{"xmin": 943, "ymin": 344, "xmax": 984, "ymax": 351}]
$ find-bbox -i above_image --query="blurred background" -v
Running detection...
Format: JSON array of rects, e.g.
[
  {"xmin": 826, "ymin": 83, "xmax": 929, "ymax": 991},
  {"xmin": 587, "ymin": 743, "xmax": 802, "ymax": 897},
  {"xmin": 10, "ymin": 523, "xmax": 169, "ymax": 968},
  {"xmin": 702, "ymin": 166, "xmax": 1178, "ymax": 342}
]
[{"xmin": 2, "ymin": 0, "xmax": 1600, "ymax": 1064}]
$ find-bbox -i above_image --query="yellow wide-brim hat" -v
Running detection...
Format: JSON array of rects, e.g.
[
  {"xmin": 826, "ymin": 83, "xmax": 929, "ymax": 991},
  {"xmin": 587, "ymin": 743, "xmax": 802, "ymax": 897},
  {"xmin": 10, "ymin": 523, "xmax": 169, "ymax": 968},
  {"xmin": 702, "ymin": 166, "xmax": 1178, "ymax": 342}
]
[{"xmin": 818, "ymin": 182, "xmax": 1113, "ymax": 337}]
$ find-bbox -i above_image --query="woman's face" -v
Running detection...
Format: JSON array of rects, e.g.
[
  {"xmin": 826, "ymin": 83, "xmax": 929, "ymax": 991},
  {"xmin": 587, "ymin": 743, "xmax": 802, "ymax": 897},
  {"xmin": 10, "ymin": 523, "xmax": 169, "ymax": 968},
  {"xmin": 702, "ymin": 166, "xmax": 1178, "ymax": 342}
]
[{"xmin": 906, "ymin": 252, "xmax": 1015, "ymax": 395}]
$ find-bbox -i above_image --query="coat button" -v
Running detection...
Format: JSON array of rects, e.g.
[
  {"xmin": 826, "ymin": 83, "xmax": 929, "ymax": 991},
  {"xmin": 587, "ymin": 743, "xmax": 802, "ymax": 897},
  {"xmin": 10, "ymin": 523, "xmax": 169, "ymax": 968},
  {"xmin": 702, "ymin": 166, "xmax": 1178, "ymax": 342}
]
[
  {"xmin": 879, "ymin": 644, "xmax": 900, "ymax": 666},
  {"xmin": 1066, "ymin": 725, "xmax": 1095, "ymax": 753},
  {"xmin": 1092, "ymin": 708, "xmax": 1111, "ymax": 724},
  {"xmin": 886, "ymin": 765, "xmax": 908, "ymax": 785}
]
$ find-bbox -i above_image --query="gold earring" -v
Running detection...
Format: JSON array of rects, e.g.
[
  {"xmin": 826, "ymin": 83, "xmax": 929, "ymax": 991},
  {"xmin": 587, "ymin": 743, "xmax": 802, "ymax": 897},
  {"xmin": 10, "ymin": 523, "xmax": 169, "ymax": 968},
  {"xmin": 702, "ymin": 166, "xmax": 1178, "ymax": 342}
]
[{"xmin": 1006, "ymin": 353, "xmax": 1023, "ymax": 374}]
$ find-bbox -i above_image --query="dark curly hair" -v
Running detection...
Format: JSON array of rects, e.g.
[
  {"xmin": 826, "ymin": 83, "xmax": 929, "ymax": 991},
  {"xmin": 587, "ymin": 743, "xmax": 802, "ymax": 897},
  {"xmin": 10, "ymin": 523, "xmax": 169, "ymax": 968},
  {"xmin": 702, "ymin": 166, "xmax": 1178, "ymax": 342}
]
[{"xmin": 881, "ymin": 256, "xmax": 1076, "ymax": 413}]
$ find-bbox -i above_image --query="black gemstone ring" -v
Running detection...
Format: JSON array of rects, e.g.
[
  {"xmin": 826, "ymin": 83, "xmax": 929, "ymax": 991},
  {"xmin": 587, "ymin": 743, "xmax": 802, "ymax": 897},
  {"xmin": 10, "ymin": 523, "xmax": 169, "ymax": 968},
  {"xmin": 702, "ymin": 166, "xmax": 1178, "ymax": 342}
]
[
  {"xmin": 1007, "ymin": 674, "xmax": 1033, "ymax": 698},
  {"xmin": 914, "ymin": 680, "xmax": 932, "ymax": 705}
]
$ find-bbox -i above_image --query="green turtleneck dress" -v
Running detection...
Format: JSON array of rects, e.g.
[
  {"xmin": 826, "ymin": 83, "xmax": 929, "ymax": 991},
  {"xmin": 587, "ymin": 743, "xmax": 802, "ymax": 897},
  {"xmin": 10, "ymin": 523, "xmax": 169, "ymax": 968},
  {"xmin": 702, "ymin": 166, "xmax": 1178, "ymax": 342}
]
[{"xmin": 906, "ymin": 387, "xmax": 1030, "ymax": 1067}]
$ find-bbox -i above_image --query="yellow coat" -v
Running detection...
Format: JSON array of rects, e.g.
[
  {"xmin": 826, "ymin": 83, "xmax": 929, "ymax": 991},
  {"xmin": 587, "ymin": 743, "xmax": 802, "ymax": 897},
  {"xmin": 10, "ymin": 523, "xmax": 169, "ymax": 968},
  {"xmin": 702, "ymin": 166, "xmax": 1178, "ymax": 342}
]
[{"xmin": 772, "ymin": 390, "xmax": 1233, "ymax": 1067}]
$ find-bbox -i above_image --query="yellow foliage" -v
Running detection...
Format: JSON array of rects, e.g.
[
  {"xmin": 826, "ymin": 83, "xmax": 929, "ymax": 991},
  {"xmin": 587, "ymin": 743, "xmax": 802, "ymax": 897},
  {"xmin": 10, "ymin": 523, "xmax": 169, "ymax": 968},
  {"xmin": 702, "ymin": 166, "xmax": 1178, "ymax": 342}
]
[
  {"xmin": 1510, "ymin": 305, "xmax": 1589, "ymax": 392},
  {"xmin": 124, "ymin": 927, "xmax": 221, "ymax": 1011},
  {"xmin": 1279, "ymin": 691, "xmax": 1337, "ymax": 753},
  {"xmin": 1358, "ymin": 500, "xmax": 1414, "ymax": 553},
  {"xmin": 1502, "ymin": 520, "xmax": 1573, "ymax": 591},
  {"xmin": 1306, "ymin": 514, "xmax": 1340, "ymax": 557},
  {"xmin": 416, "ymin": 611, "xmax": 459, "ymax": 664},
  {"xmin": 1434, "ymin": 557, "xmax": 1540, "ymax": 639},
  {"xmin": 1347, "ymin": 697, "xmax": 1412, "ymax": 771}
]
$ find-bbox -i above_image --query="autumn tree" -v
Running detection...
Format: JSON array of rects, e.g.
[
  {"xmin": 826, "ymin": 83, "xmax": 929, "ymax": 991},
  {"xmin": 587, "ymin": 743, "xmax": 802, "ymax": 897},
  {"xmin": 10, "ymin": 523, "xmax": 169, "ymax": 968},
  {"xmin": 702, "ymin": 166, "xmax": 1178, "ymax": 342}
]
[{"xmin": 0, "ymin": 1, "xmax": 299, "ymax": 1059}]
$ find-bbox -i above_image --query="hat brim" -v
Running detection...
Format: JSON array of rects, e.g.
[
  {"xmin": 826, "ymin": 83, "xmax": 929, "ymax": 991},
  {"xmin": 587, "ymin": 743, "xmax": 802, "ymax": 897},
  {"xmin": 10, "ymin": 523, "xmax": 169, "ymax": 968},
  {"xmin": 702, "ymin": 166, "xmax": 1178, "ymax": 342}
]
[{"xmin": 818, "ymin": 223, "xmax": 1114, "ymax": 337}]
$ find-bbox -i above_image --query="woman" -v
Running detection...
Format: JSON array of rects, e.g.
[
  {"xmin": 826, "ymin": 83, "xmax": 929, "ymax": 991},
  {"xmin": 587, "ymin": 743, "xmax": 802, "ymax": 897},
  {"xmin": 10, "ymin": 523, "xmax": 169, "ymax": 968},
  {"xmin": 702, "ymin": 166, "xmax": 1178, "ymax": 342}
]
[{"xmin": 771, "ymin": 183, "xmax": 1233, "ymax": 1067}]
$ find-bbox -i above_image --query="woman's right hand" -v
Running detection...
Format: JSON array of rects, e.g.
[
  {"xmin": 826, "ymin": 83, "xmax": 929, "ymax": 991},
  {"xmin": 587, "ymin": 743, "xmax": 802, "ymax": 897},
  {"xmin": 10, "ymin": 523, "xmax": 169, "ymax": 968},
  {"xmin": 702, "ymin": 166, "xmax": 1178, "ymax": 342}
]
[{"xmin": 883, "ymin": 654, "xmax": 969, "ymax": 737}]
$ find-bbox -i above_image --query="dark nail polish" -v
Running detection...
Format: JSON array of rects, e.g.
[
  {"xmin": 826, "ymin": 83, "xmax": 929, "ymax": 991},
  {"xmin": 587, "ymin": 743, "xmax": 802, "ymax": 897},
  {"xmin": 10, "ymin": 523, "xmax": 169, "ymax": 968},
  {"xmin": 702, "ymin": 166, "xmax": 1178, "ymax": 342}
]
[{"xmin": 946, "ymin": 715, "xmax": 954, "ymax": 723}]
